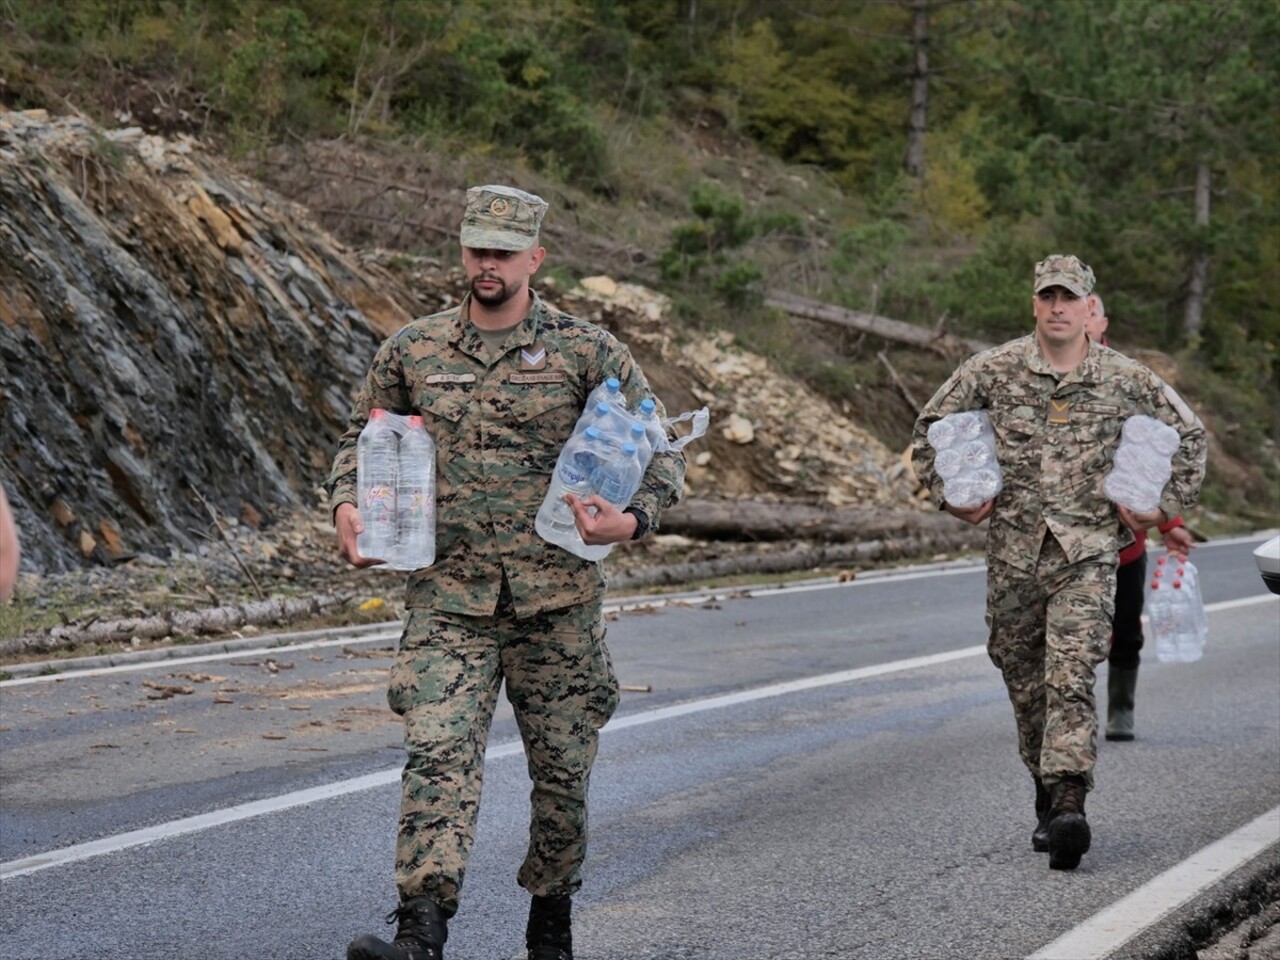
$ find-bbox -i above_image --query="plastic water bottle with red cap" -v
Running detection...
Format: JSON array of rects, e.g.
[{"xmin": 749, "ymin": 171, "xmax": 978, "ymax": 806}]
[
  {"xmin": 396, "ymin": 415, "xmax": 436, "ymax": 569},
  {"xmin": 1147, "ymin": 551, "xmax": 1206, "ymax": 663},
  {"xmin": 356, "ymin": 408, "xmax": 398, "ymax": 561}
]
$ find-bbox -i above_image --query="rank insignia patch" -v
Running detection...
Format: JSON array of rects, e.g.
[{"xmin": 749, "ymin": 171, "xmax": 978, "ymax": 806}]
[{"xmin": 520, "ymin": 344, "xmax": 547, "ymax": 371}]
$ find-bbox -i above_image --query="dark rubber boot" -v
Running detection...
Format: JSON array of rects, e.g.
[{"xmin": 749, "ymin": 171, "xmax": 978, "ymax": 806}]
[
  {"xmin": 1032, "ymin": 777, "xmax": 1051, "ymax": 853},
  {"xmin": 1047, "ymin": 775, "xmax": 1091, "ymax": 871},
  {"xmin": 526, "ymin": 894, "xmax": 573, "ymax": 960},
  {"xmin": 347, "ymin": 896, "xmax": 450, "ymax": 960},
  {"xmin": 1106, "ymin": 666, "xmax": 1139, "ymax": 741}
]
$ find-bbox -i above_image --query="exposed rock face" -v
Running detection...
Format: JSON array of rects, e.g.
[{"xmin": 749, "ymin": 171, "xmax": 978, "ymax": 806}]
[
  {"xmin": 1, "ymin": 110, "xmax": 923, "ymax": 583},
  {"xmin": 0, "ymin": 110, "xmax": 414, "ymax": 572}
]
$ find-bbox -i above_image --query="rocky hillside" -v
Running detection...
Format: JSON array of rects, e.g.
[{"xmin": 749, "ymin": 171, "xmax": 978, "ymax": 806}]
[{"xmin": 0, "ymin": 109, "xmax": 926, "ymax": 588}]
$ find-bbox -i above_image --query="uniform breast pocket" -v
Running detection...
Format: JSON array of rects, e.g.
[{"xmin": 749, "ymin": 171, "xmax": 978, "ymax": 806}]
[
  {"xmin": 413, "ymin": 391, "xmax": 469, "ymax": 440},
  {"xmin": 1071, "ymin": 403, "xmax": 1124, "ymax": 470},
  {"xmin": 509, "ymin": 389, "xmax": 580, "ymax": 473},
  {"xmin": 988, "ymin": 402, "xmax": 1041, "ymax": 474}
]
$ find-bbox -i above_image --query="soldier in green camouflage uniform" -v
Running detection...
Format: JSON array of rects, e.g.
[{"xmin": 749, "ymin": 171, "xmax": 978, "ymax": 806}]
[
  {"xmin": 331, "ymin": 185, "xmax": 685, "ymax": 960},
  {"xmin": 911, "ymin": 255, "xmax": 1206, "ymax": 871}
]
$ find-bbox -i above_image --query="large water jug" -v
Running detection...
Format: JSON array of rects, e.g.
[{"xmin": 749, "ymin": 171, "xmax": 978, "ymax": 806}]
[
  {"xmin": 396, "ymin": 416, "xmax": 436, "ymax": 569},
  {"xmin": 356, "ymin": 408, "xmax": 398, "ymax": 561}
]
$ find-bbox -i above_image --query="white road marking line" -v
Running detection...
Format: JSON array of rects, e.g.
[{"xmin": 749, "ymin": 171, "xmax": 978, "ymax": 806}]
[
  {"xmin": 1028, "ymin": 806, "xmax": 1280, "ymax": 960},
  {"xmin": 0, "ymin": 632, "xmax": 401, "ymax": 691},
  {"xmin": 0, "ymin": 644, "xmax": 988, "ymax": 880},
  {"xmin": 1, "ymin": 579, "xmax": 1273, "ymax": 886},
  {"xmin": 0, "ymin": 630, "xmax": 404, "ymax": 687}
]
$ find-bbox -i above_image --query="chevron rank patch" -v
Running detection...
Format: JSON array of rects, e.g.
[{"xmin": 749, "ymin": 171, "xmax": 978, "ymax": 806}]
[{"xmin": 520, "ymin": 344, "xmax": 547, "ymax": 371}]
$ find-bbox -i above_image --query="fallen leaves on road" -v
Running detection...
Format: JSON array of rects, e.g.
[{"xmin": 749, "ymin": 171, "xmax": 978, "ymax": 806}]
[{"xmin": 142, "ymin": 680, "xmax": 195, "ymax": 699}]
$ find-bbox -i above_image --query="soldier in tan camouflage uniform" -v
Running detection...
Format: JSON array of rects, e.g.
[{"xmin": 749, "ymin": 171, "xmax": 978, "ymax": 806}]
[
  {"xmin": 911, "ymin": 255, "xmax": 1206, "ymax": 871},
  {"xmin": 330, "ymin": 185, "xmax": 686, "ymax": 960}
]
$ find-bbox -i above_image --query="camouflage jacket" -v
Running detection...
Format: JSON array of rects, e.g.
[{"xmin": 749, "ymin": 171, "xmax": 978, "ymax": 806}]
[
  {"xmin": 326, "ymin": 293, "xmax": 686, "ymax": 617},
  {"xmin": 911, "ymin": 335, "xmax": 1207, "ymax": 573}
]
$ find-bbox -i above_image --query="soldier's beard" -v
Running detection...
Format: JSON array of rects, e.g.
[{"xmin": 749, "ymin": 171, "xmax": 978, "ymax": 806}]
[{"xmin": 471, "ymin": 274, "xmax": 516, "ymax": 307}]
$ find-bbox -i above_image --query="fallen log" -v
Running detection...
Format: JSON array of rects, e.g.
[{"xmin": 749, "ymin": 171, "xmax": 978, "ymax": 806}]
[
  {"xmin": 658, "ymin": 499, "xmax": 975, "ymax": 544},
  {"xmin": 0, "ymin": 593, "xmax": 356, "ymax": 660},
  {"xmin": 608, "ymin": 530, "xmax": 986, "ymax": 592},
  {"xmin": 765, "ymin": 289, "xmax": 991, "ymax": 357}
]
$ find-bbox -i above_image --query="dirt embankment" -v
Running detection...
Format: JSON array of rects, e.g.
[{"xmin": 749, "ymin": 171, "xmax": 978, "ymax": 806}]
[{"xmin": 2, "ymin": 109, "xmax": 975, "ymax": 657}]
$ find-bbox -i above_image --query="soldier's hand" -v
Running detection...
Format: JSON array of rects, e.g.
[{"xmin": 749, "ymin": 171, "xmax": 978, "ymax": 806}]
[
  {"xmin": 945, "ymin": 499, "xmax": 994, "ymax": 525},
  {"xmin": 335, "ymin": 502, "xmax": 386, "ymax": 568},
  {"xmin": 1117, "ymin": 504, "xmax": 1164, "ymax": 536},
  {"xmin": 566, "ymin": 494, "xmax": 638, "ymax": 545},
  {"xmin": 1161, "ymin": 524, "xmax": 1194, "ymax": 555}
]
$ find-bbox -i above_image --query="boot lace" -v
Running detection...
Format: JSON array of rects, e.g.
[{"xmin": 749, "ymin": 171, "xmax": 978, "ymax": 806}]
[
  {"xmin": 384, "ymin": 899, "xmax": 446, "ymax": 953},
  {"xmin": 1055, "ymin": 778, "xmax": 1085, "ymax": 815}
]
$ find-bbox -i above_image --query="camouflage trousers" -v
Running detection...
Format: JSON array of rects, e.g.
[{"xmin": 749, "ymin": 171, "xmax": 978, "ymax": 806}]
[
  {"xmin": 386, "ymin": 588, "xmax": 619, "ymax": 911},
  {"xmin": 986, "ymin": 534, "xmax": 1116, "ymax": 790}
]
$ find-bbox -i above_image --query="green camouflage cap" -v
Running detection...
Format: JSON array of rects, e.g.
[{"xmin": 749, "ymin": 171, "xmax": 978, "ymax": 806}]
[
  {"xmin": 459, "ymin": 184, "xmax": 547, "ymax": 251},
  {"xmin": 1035, "ymin": 254, "xmax": 1095, "ymax": 297}
]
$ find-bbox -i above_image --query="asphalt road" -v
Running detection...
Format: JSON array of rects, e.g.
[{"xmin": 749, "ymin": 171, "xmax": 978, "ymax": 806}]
[{"xmin": 0, "ymin": 535, "xmax": 1276, "ymax": 960}]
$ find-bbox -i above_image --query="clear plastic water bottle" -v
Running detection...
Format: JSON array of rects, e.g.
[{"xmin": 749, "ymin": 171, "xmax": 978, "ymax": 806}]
[
  {"xmin": 927, "ymin": 417, "xmax": 957, "ymax": 450},
  {"xmin": 971, "ymin": 467, "xmax": 1002, "ymax": 502},
  {"xmin": 592, "ymin": 440, "xmax": 642, "ymax": 505},
  {"xmin": 1171, "ymin": 555, "xmax": 1208, "ymax": 655},
  {"xmin": 954, "ymin": 411, "xmax": 985, "ymax": 441},
  {"xmin": 396, "ymin": 416, "xmax": 436, "ymax": 569},
  {"xmin": 1148, "ymin": 564, "xmax": 1206, "ymax": 664},
  {"xmin": 586, "ymin": 377, "xmax": 627, "ymax": 415},
  {"xmin": 535, "ymin": 425, "xmax": 606, "ymax": 552},
  {"xmin": 629, "ymin": 421, "xmax": 652, "ymax": 472},
  {"xmin": 356, "ymin": 408, "xmax": 398, "ymax": 561},
  {"xmin": 635, "ymin": 397, "xmax": 670, "ymax": 454},
  {"xmin": 575, "ymin": 399, "xmax": 634, "ymax": 441},
  {"xmin": 1147, "ymin": 580, "xmax": 1181, "ymax": 663},
  {"xmin": 934, "ymin": 447, "xmax": 963, "ymax": 480},
  {"xmin": 573, "ymin": 440, "xmax": 643, "ymax": 562},
  {"xmin": 1168, "ymin": 579, "xmax": 1205, "ymax": 662}
]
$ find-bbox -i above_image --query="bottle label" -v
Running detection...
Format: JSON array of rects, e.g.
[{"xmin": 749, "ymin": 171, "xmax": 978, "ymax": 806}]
[
  {"xmin": 364, "ymin": 485, "xmax": 393, "ymax": 509},
  {"xmin": 404, "ymin": 491, "xmax": 432, "ymax": 516}
]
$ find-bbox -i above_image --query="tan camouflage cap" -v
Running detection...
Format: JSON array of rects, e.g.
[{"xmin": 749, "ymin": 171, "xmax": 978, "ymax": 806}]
[
  {"xmin": 459, "ymin": 184, "xmax": 547, "ymax": 251},
  {"xmin": 1034, "ymin": 254, "xmax": 1095, "ymax": 297}
]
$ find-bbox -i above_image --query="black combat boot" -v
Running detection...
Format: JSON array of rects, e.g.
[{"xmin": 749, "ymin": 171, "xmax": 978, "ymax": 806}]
[
  {"xmin": 347, "ymin": 896, "xmax": 450, "ymax": 960},
  {"xmin": 526, "ymin": 894, "xmax": 573, "ymax": 960},
  {"xmin": 1046, "ymin": 775, "xmax": 1091, "ymax": 871},
  {"xmin": 1032, "ymin": 777, "xmax": 1051, "ymax": 853},
  {"xmin": 1106, "ymin": 666, "xmax": 1139, "ymax": 741}
]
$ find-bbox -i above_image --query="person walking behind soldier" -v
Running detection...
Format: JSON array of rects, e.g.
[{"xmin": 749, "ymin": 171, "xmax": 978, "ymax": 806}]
[
  {"xmin": 1085, "ymin": 295, "xmax": 1195, "ymax": 741},
  {"xmin": 328, "ymin": 185, "xmax": 685, "ymax": 960},
  {"xmin": 912, "ymin": 255, "xmax": 1206, "ymax": 870}
]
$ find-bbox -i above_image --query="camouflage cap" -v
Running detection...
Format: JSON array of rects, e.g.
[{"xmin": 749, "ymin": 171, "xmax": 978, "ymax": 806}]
[
  {"xmin": 459, "ymin": 184, "xmax": 547, "ymax": 251},
  {"xmin": 1034, "ymin": 254, "xmax": 1095, "ymax": 297}
]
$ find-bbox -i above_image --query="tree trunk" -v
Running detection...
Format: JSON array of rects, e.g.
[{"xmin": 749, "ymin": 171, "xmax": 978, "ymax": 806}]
[
  {"xmin": 904, "ymin": 0, "xmax": 930, "ymax": 179},
  {"xmin": 609, "ymin": 531, "xmax": 984, "ymax": 593},
  {"xmin": 0, "ymin": 593, "xmax": 356, "ymax": 660},
  {"xmin": 1183, "ymin": 160, "xmax": 1210, "ymax": 344},
  {"xmin": 764, "ymin": 289, "xmax": 990, "ymax": 357},
  {"xmin": 658, "ymin": 498, "xmax": 979, "ymax": 543}
]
